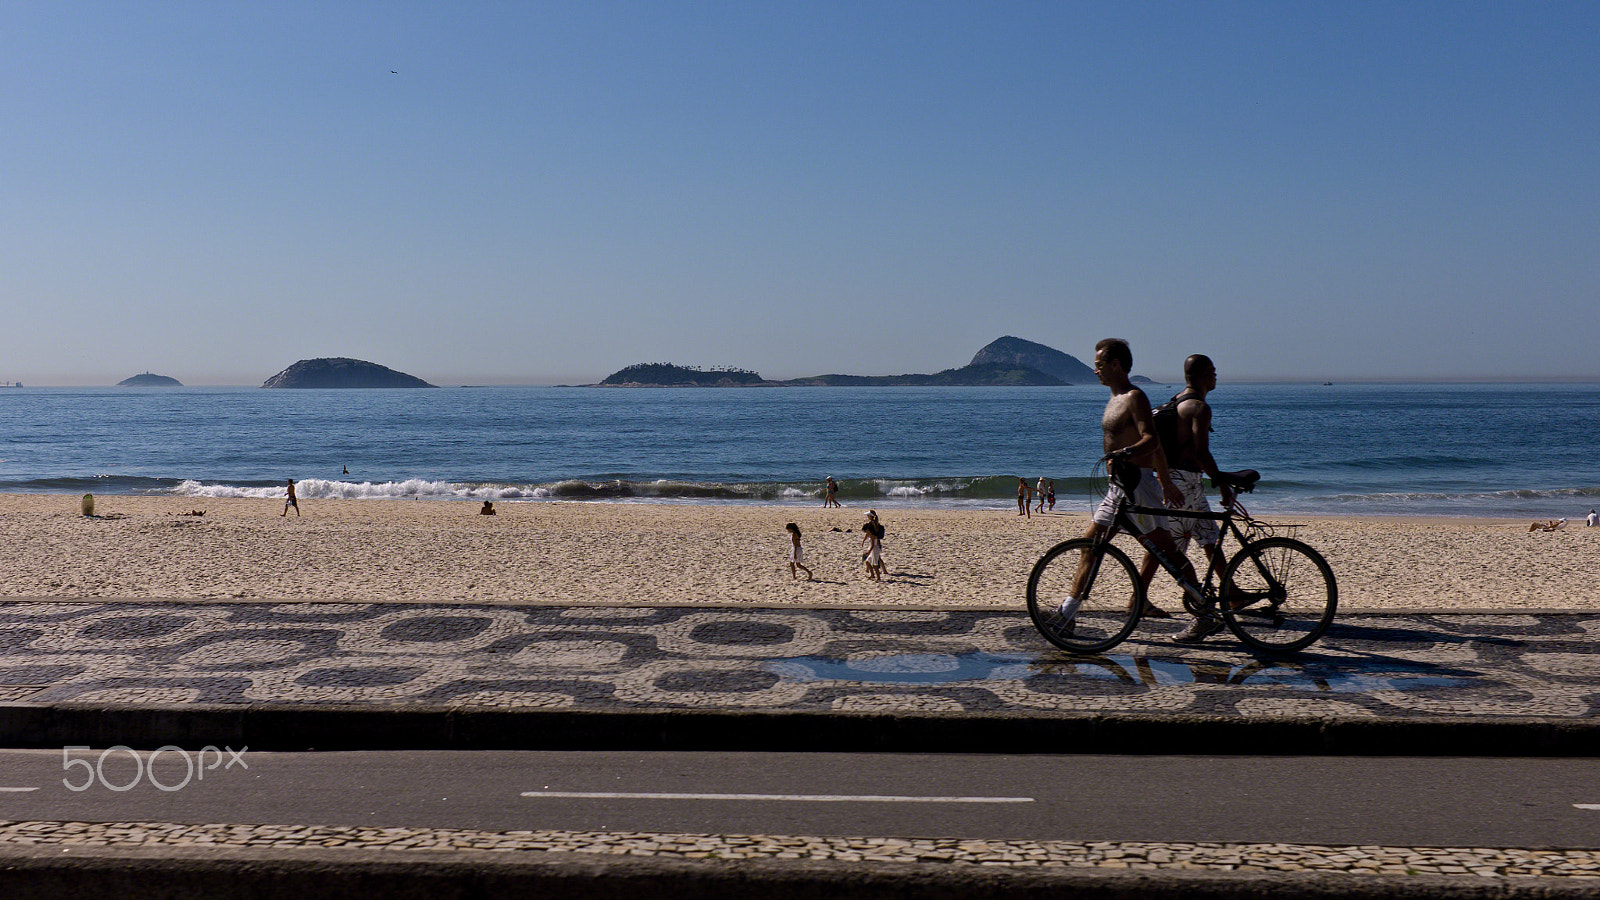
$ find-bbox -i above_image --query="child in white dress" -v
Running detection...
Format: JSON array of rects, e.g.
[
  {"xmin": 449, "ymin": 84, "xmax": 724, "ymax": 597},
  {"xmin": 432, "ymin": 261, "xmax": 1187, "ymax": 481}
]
[{"xmin": 785, "ymin": 522, "xmax": 813, "ymax": 581}]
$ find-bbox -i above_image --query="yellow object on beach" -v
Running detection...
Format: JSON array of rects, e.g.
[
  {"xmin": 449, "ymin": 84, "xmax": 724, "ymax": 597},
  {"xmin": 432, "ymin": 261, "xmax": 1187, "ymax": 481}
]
[{"xmin": 80, "ymin": 493, "xmax": 94, "ymax": 517}]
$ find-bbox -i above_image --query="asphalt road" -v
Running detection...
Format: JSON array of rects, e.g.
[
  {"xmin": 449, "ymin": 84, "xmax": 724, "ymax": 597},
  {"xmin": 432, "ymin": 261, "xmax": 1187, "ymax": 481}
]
[{"xmin": 1, "ymin": 748, "xmax": 1597, "ymax": 849}]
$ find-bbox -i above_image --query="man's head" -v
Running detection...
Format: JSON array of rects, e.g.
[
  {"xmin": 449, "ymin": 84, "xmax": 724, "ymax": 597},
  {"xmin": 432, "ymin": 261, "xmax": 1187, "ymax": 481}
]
[
  {"xmin": 1094, "ymin": 338, "xmax": 1132, "ymax": 385},
  {"xmin": 1184, "ymin": 354, "xmax": 1217, "ymax": 392}
]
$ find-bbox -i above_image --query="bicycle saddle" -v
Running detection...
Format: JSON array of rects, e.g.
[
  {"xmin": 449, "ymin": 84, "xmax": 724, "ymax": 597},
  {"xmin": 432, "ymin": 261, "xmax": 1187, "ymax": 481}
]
[{"xmin": 1216, "ymin": 469, "xmax": 1260, "ymax": 493}]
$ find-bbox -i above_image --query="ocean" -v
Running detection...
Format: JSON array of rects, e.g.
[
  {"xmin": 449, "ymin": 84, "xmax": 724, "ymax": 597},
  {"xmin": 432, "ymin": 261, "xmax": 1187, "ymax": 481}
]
[{"xmin": 0, "ymin": 383, "xmax": 1594, "ymax": 519}]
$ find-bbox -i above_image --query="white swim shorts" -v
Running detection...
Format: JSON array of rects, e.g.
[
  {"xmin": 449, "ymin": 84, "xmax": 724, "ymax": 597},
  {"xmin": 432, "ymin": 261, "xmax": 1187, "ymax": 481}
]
[{"xmin": 1093, "ymin": 466, "xmax": 1169, "ymax": 535}]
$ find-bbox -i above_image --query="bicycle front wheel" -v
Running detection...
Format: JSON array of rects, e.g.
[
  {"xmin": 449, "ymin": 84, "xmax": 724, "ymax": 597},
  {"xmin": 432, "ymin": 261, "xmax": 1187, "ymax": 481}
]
[
  {"xmin": 1220, "ymin": 537, "xmax": 1337, "ymax": 653},
  {"xmin": 1026, "ymin": 538, "xmax": 1144, "ymax": 654}
]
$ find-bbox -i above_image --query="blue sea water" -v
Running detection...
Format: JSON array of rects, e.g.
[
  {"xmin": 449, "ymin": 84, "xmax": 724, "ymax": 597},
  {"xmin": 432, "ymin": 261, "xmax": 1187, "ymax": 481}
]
[{"xmin": 0, "ymin": 383, "xmax": 1594, "ymax": 519}]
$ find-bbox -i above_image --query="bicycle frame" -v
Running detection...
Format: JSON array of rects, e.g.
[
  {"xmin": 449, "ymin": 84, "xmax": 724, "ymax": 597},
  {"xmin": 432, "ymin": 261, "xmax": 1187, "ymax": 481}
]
[
  {"xmin": 1099, "ymin": 491, "xmax": 1263, "ymax": 616},
  {"xmin": 1028, "ymin": 462, "xmax": 1335, "ymax": 655}
]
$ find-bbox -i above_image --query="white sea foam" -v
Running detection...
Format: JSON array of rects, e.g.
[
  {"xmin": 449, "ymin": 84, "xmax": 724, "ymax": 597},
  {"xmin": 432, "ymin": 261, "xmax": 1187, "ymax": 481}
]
[{"xmin": 171, "ymin": 479, "xmax": 551, "ymax": 501}]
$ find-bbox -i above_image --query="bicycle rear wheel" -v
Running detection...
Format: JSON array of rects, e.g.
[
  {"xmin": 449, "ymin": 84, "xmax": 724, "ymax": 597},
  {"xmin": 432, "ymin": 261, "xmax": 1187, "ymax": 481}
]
[
  {"xmin": 1219, "ymin": 536, "xmax": 1337, "ymax": 653},
  {"xmin": 1026, "ymin": 538, "xmax": 1143, "ymax": 654}
]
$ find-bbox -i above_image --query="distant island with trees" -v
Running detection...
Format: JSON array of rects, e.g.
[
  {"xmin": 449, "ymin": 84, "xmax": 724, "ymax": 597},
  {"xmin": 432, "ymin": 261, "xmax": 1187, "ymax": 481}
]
[
  {"xmin": 117, "ymin": 373, "xmax": 183, "ymax": 387},
  {"xmin": 594, "ymin": 337, "xmax": 1155, "ymax": 387}
]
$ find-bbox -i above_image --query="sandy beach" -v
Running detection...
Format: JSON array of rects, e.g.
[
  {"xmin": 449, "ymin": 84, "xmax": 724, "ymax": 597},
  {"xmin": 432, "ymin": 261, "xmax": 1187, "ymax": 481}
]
[{"xmin": 0, "ymin": 493, "xmax": 1594, "ymax": 611}]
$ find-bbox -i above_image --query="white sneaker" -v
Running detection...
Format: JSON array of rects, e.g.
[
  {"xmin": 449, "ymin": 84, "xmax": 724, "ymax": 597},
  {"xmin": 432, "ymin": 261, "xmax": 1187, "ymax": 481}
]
[{"xmin": 1057, "ymin": 595, "xmax": 1082, "ymax": 622}]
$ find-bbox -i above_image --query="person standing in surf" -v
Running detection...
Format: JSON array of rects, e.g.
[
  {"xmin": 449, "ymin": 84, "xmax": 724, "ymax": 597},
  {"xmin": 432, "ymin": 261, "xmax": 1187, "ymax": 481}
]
[{"xmin": 1017, "ymin": 477, "xmax": 1036, "ymax": 518}]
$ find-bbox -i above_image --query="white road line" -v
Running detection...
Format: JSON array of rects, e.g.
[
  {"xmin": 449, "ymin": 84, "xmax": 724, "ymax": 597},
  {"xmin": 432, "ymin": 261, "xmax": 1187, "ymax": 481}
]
[
  {"xmin": 0, "ymin": 787, "xmax": 39, "ymax": 793},
  {"xmin": 522, "ymin": 791, "xmax": 1032, "ymax": 803},
  {"xmin": 1575, "ymin": 804, "xmax": 1600, "ymax": 810}
]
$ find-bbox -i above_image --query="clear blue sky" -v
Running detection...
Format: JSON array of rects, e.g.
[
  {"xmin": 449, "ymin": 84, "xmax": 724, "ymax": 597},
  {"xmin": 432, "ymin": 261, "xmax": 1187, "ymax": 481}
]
[{"xmin": 5, "ymin": 1, "xmax": 1596, "ymax": 385}]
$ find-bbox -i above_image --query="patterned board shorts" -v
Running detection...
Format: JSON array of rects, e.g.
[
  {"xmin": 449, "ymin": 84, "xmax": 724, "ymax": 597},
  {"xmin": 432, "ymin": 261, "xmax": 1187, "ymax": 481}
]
[{"xmin": 1168, "ymin": 469, "xmax": 1220, "ymax": 550}]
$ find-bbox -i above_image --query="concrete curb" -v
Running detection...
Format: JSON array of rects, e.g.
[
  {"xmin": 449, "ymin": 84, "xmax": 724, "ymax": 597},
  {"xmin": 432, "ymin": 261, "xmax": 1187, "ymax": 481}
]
[
  {"xmin": 2, "ymin": 703, "xmax": 1598, "ymax": 756},
  {"xmin": 0, "ymin": 843, "xmax": 1595, "ymax": 900}
]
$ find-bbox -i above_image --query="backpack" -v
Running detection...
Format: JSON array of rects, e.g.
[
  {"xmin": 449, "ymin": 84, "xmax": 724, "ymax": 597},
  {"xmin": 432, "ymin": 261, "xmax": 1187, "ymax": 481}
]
[{"xmin": 1151, "ymin": 389, "xmax": 1196, "ymax": 458}]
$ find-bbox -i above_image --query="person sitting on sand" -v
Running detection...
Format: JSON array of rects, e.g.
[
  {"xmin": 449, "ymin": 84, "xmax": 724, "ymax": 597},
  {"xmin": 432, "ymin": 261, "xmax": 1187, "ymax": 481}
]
[
  {"xmin": 480, "ymin": 501, "xmax": 496, "ymax": 515},
  {"xmin": 785, "ymin": 522, "xmax": 813, "ymax": 581},
  {"xmin": 1587, "ymin": 509, "xmax": 1598, "ymax": 527}
]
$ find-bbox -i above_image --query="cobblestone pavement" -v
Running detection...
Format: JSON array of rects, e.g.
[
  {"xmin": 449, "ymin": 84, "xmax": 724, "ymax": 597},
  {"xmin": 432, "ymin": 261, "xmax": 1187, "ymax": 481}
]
[
  {"xmin": 0, "ymin": 601, "xmax": 1595, "ymax": 719},
  {"xmin": 0, "ymin": 820, "xmax": 1596, "ymax": 880},
  {"xmin": 2, "ymin": 601, "xmax": 1599, "ymax": 885}
]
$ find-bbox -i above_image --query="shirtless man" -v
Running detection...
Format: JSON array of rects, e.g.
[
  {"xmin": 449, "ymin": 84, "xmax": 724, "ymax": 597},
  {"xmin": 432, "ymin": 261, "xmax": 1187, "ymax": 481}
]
[
  {"xmin": 282, "ymin": 479, "xmax": 300, "ymax": 517},
  {"xmin": 1057, "ymin": 339, "xmax": 1190, "ymax": 635},
  {"xmin": 1016, "ymin": 477, "xmax": 1036, "ymax": 518},
  {"xmin": 1141, "ymin": 354, "xmax": 1237, "ymax": 642}
]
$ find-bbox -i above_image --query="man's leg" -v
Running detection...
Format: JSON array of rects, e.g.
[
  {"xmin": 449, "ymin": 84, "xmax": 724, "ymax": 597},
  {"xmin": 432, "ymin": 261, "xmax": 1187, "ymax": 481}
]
[{"xmin": 1172, "ymin": 536, "xmax": 1224, "ymax": 644}]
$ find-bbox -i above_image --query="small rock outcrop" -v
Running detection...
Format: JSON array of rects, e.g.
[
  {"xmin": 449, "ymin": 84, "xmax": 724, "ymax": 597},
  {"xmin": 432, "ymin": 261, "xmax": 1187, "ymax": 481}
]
[
  {"xmin": 261, "ymin": 358, "xmax": 435, "ymax": 389},
  {"xmin": 117, "ymin": 373, "xmax": 183, "ymax": 387},
  {"xmin": 969, "ymin": 336, "xmax": 1095, "ymax": 384}
]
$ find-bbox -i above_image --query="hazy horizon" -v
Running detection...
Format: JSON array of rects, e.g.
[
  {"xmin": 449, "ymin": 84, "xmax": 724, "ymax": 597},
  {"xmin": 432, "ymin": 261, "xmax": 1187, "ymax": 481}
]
[{"xmin": 6, "ymin": 3, "xmax": 1597, "ymax": 387}]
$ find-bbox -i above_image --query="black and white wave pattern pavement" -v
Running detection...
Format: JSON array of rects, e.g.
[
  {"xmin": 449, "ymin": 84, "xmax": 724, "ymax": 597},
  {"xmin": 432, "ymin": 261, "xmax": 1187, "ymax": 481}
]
[{"xmin": 0, "ymin": 603, "xmax": 1596, "ymax": 719}]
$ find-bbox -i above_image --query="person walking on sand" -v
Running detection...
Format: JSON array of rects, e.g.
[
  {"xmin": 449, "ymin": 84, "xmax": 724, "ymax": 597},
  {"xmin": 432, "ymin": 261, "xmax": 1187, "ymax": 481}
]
[
  {"xmin": 282, "ymin": 479, "xmax": 300, "ymax": 516},
  {"xmin": 823, "ymin": 476, "xmax": 841, "ymax": 508},
  {"xmin": 861, "ymin": 510, "xmax": 886, "ymax": 580},
  {"xmin": 785, "ymin": 522, "xmax": 813, "ymax": 581},
  {"xmin": 1046, "ymin": 479, "xmax": 1056, "ymax": 512},
  {"xmin": 1017, "ymin": 477, "xmax": 1036, "ymax": 518},
  {"xmin": 1035, "ymin": 477, "xmax": 1049, "ymax": 514}
]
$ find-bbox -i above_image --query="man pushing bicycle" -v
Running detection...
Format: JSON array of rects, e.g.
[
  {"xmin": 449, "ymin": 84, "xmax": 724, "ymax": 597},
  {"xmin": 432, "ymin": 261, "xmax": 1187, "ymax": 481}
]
[{"xmin": 1061, "ymin": 339, "xmax": 1199, "ymax": 634}]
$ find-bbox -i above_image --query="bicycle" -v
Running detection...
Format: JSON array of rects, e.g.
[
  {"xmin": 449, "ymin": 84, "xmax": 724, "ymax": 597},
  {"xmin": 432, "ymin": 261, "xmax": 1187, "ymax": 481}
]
[{"xmin": 1026, "ymin": 458, "xmax": 1337, "ymax": 655}]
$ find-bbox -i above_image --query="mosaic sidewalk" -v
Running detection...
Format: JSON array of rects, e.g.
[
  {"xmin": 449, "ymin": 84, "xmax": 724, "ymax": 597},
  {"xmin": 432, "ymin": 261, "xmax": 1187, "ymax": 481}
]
[{"xmin": 0, "ymin": 601, "xmax": 1595, "ymax": 721}]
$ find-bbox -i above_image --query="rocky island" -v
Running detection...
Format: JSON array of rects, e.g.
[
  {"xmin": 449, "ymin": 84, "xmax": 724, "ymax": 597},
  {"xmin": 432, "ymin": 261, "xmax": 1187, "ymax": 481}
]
[
  {"xmin": 595, "ymin": 337, "xmax": 1110, "ymax": 387},
  {"xmin": 117, "ymin": 373, "xmax": 183, "ymax": 387},
  {"xmin": 261, "ymin": 358, "xmax": 435, "ymax": 389},
  {"xmin": 781, "ymin": 362, "xmax": 1063, "ymax": 386},
  {"xmin": 968, "ymin": 336, "xmax": 1096, "ymax": 383}
]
